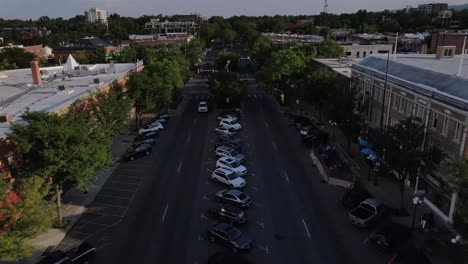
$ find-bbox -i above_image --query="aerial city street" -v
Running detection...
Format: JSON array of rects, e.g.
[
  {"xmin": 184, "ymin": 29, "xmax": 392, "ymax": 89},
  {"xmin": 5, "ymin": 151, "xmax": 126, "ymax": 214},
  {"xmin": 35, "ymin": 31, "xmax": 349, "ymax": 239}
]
[{"xmin": 0, "ymin": 1, "xmax": 468, "ymax": 264}]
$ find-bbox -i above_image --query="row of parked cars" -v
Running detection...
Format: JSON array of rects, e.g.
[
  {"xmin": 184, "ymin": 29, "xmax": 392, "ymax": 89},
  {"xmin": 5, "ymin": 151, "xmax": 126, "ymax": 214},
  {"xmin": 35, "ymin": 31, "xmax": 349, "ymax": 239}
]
[
  {"xmin": 122, "ymin": 113, "xmax": 169, "ymax": 161},
  {"xmin": 283, "ymin": 111, "xmax": 422, "ymax": 263},
  {"xmin": 204, "ymin": 109, "xmax": 254, "ymax": 254}
]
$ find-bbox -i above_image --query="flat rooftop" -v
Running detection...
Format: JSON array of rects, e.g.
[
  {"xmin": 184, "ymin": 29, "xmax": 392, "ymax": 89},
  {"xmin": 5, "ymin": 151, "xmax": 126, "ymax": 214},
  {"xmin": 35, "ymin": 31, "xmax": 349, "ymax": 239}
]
[
  {"xmin": 0, "ymin": 62, "xmax": 140, "ymax": 138},
  {"xmin": 313, "ymin": 58, "xmax": 362, "ymax": 78},
  {"xmin": 355, "ymin": 54, "xmax": 468, "ymax": 102}
]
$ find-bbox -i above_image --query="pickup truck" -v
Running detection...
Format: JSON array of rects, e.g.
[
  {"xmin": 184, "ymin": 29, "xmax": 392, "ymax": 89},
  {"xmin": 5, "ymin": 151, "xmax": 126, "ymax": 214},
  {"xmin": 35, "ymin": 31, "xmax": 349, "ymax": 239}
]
[
  {"xmin": 39, "ymin": 242, "xmax": 96, "ymax": 264},
  {"xmin": 348, "ymin": 198, "xmax": 386, "ymax": 228}
]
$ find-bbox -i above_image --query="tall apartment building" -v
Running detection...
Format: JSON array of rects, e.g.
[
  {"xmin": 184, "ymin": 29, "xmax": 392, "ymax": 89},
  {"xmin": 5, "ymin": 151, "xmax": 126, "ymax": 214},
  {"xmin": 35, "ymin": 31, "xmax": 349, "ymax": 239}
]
[
  {"xmin": 418, "ymin": 3, "xmax": 448, "ymax": 15},
  {"xmin": 352, "ymin": 49, "xmax": 468, "ymax": 224},
  {"xmin": 84, "ymin": 8, "xmax": 108, "ymax": 25},
  {"xmin": 145, "ymin": 18, "xmax": 200, "ymax": 33}
]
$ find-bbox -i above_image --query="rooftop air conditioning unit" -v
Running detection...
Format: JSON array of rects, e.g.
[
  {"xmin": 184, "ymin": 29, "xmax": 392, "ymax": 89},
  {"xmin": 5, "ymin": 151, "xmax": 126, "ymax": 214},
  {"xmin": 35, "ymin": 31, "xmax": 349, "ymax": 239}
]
[
  {"xmin": 58, "ymin": 85, "xmax": 69, "ymax": 91},
  {"xmin": 0, "ymin": 114, "xmax": 13, "ymax": 123}
]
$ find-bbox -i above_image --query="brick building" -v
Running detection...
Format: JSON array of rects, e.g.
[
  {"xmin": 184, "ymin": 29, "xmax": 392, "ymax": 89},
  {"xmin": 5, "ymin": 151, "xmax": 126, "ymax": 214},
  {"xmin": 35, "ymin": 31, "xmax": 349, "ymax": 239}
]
[
  {"xmin": 53, "ymin": 37, "xmax": 117, "ymax": 64},
  {"xmin": 352, "ymin": 49, "xmax": 468, "ymax": 224},
  {"xmin": 431, "ymin": 32, "xmax": 468, "ymax": 55}
]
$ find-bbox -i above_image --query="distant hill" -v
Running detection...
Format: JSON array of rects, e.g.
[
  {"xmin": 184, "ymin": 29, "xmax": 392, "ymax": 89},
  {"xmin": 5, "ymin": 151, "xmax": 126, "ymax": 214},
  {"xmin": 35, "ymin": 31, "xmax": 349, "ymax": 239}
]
[{"xmin": 450, "ymin": 3, "xmax": 468, "ymax": 10}]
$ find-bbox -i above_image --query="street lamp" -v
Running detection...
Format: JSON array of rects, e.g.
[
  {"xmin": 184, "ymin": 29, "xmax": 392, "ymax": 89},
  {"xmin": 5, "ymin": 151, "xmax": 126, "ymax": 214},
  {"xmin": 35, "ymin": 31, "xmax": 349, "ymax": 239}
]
[
  {"xmin": 373, "ymin": 161, "xmax": 380, "ymax": 186},
  {"xmin": 367, "ymin": 156, "xmax": 373, "ymax": 182},
  {"xmin": 329, "ymin": 120, "xmax": 337, "ymax": 143},
  {"xmin": 411, "ymin": 196, "xmax": 423, "ymax": 230},
  {"xmin": 451, "ymin": 235, "xmax": 462, "ymax": 244}
]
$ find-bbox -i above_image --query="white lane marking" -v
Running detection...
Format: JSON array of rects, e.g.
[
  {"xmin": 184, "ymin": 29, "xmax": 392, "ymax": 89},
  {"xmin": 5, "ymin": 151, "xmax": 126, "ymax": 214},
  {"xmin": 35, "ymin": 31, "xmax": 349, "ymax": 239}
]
[
  {"xmin": 178, "ymin": 162, "xmax": 182, "ymax": 173},
  {"xmin": 194, "ymin": 118, "xmax": 197, "ymax": 124},
  {"xmin": 186, "ymin": 135, "xmax": 191, "ymax": 144},
  {"xmin": 256, "ymin": 221, "xmax": 265, "ymax": 228},
  {"xmin": 161, "ymin": 204, "xmax": 168, "ymax": 223},
  {"xmin": 361, "ymin": 232, "xmax": 375, "ymax": 245},
  {"xmin": 203, "ymin": 195, "xmax": 210, "ymax": 200},
  {"xmin": 253, "ymin": 202, "xmax": 262, "ymax": 208},
  {"xmin": 272, "ymin": 141, "xmax": 277, "ymax": 150},
  {"xmin": 302, "ymin": 218, "xmax": 311, "ymax": 239},
  {"xmin": 264, "ymin": 121, "xmax": 268, "ymax": 127},
  {"xmin": 201, "ymin": 213, "xmax": 208, "ymax": 220},
  {"xmin": 283, "ymin": 171, "xmax": 290, "ymax": 182},
  {"xmin": 258, "ymin": 245, "xmax": 269, "ymax": 254}
]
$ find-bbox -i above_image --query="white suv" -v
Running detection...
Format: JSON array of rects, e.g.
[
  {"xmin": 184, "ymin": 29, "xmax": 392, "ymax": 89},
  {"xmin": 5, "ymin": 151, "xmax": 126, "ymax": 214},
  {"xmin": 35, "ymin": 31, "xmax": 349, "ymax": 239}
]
[
  {"xmin": 218, "ymin": 114, "xmax": 237, "ymax": 123},
  {"xmin": 198, "ymin": 101, "xmax": 208, "ymax": 113},
  {"xmin": 138, "ymin": 123, "xmax": 164, "ymax": 135},
  {"xmin": 211, "ymin": 168, "xmax": 246, "ymax": 189},
  {"xmin": 219, "ymin": 119, "xmax": 241, "ymax": 130},
  {"xmin": 216, "ymin": 157, "xmax": 247, "ymax": 177}
]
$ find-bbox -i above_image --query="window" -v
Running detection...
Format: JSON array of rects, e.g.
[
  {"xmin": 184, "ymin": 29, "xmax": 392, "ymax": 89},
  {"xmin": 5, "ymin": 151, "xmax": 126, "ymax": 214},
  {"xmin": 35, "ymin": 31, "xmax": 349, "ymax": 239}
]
[
  {"xmin": 346, "ymin": 52, "xmax": 351, "ymax": 56},
  {"xmin": 405, "ymin": 100, "xmax": 412, "ymax": 115},
  {"xmin": 392, "ymin": 95, "xmax": 399, "ymax": 110},
  {"xmin": 441, "ymin": 117, "xmax": 449, "ymax": 136},
  {"xmin": 454, "ymin": 122, "xmax": 463, "ymax": 142},
  {"xmin": 363, "ymin": 51, "xmax": 367, "ymax": 57},
  {"xmin": 399, "ymin": 98, "xmax": 405, "ymax": 112},
  {"xmin": 444, "ymin": 48, "xmax": 453, "ymax": 57},
  {"xmin": 357, "ymin": 51, "xmax": 360, "ymax": 58},
  {"xmin": 370, "ymin": 51, "xmax": 373, "ymax": 54},
  {"xmin": 432, "ymin": 112, "xmax": 438, "ymax": 129}
]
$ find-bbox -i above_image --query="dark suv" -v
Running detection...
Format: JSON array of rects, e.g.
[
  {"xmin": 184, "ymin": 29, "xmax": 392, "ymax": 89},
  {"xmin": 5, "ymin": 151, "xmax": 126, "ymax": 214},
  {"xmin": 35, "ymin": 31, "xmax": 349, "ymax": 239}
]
[
  {"xmin": 39, "ymin": 242, "xmax": 96, "ymax": 264},
  {"xmin": 207, "ymin": 223, "xmax": 252, "ymax": 253},
  {"xmin": 208, "ymin": 205, "xmax": 247, "ymax": 225},
  {"xmin": 134, "ymin": 131, "xmax": 159, "ymax": 146},
  {"xmin": 123, "ymin": 143, "xmax": 152, "ymax": 161}
]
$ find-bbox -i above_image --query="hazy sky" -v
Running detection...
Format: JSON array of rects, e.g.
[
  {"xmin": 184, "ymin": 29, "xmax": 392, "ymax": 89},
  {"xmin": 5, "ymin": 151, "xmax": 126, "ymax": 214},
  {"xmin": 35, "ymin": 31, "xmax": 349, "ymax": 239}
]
[{"xmin": 0, "ymin": 0, "xmax": 467, "ymax": 19}]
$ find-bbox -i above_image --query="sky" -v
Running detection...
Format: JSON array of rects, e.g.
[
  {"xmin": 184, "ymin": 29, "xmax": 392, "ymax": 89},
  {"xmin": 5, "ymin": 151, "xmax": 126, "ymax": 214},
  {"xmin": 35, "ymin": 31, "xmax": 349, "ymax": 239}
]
[{"xmin": 0, "ymin": 0, "xmax": 467, "ymax": 20}]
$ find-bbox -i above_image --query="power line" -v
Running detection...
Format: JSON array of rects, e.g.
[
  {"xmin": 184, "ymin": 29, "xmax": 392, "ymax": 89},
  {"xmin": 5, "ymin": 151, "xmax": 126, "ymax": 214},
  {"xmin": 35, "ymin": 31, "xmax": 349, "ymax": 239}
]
[{"xmin": 324, "ymin": 0, "xmax": 328, "ymax": 13}]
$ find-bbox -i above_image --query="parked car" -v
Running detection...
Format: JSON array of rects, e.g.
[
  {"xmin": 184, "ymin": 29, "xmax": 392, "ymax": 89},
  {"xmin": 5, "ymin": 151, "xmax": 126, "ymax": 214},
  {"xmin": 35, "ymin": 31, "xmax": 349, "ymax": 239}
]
[
  {"xmin": 134, "ymin": 131, "xmax": 159, "ymax": 146},
  {"xmin": 214, "ymin": 126, "xmax": 237, "ymax": 136},
  {"xmin": 219, "ymin": 120, "xmax": 242, "ymax": 130},
  {"xmin": 302, "ymin": 131, "xmax": 329, "ymax": 149},
  {"xmin": 198, "ymin": 101, "xmax": 208, "ymax": 113},
  {"xmin": 207, "ymin": 223, "xmax": 252, "ymax": 253},
  {"xmin": 218, "ymin": 114, "xmax": 238, "ymax": 122},
  {"xmin": 207, "ymin": 204, "xmax": 248, "ymax": 225},
  {"xmin": 138, "ymin": 123, "xmax": 163, "ymax": 135},
  {"xmin": 219, "ymin": 134, "xmax": 241, "ymax": 143},
  {"xmin": 157, "ymin": 112, "xmax": 169, "ymax": 120},
  {"xmin": 299, "ymin": 125, "xmax": 318, "ymax": 137},
  {"xmin": 154, "ymin": 118, "xmax": 168, "ymax": 125},
  {"xmin": 215, "ymin": 146, "xmax": 245, "ymax": 162},
  {"xmin": 295, "ymin": 117, "xmax": 313, "ymax": 130},
  {"xmin": 341, "ymin": 188, "xmax": 373, "ymax": 209},
  {"xmin": 348, "ymin": 198, "xmax": 387, "ymax": 228},
  {"xmin": 123, "ymin": 143, "xmax": 152, "ymax": 161},
  {"xmin": 216, "ymin": 189, "xmax": 252, "ymax": 208},
  {"xmin": 39, "ymin": 242, "xmax": 96, "ymax": 264},
  {"xmin": 214, "ymin": 139, "xmax": 242, "ymax": 151},
  {"xmin": 216, "ymin": 157, "xmax": 247, "ymax": 177},
  {"xmin": 370, "ymin": 222, "xmax": 411, "ymax": 251},
  {"xmin": 212, "ymin": 168, "xmax": 246, "ymax": 189}
]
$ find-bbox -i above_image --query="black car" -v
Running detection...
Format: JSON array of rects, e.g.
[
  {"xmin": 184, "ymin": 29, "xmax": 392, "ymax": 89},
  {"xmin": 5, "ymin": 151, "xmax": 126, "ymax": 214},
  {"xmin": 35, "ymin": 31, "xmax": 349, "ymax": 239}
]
[
  {"xmin": 208, "ymin": 205, "xmax": 248, "ymax": 225},
  {"xmin": 207, "ymin": 223, "xmax": 252, "ymax": 253},
  {"xmin": 295, "ymin": 117, "xmax": 313, "ymax": 130},
  {"xmin": 134, "ymin": 131, "xmax": 159, "ymax": 145},
  {"xmin": 123, "ymin": 143, "xmax": 152, "ymax": 161},
  {"xmin": 218, "ymin": 134, "xmax": 241, "ymax": 143},
  {"xmin": 214, "ymin": 139, "xmax": 242, "ymax": 151},
  {"xmin": 370, "ymin": 223, "xmax": 411, "ymax": 251},
  {"xmin": 39, "ymin": 242, "xmax": 96, "ymax": 264},
  {"xmin": 341, "ymin": 188, "xmax": 373, "ymax": 209},
  {"xmin": 302, "ymin": 131, "xmax": 329, "ymax": 149}
]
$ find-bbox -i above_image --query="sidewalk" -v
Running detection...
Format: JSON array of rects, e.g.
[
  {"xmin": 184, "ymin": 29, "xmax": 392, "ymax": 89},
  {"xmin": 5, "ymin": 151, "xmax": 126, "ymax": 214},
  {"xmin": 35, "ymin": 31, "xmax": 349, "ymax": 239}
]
[
  {"xmin": 283, "ymin": 101, "xmax": 464, "ymax": 264},
  {"xmin": 10, "ymin": 134, "xmax": 135, "ymax": 264}
]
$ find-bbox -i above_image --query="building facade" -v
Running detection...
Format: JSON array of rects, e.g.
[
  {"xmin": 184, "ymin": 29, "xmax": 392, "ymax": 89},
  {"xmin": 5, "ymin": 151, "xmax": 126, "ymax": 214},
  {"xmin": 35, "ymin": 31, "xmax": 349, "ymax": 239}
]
[
  {"xmin": 85, "ymin": 8, "xmax": 108, "ymax": 25},
  {"xmin": 144, "ymin": 18, "xmax": 200, "ymax": 33},
  {"xmin": 352, "ymin": 50, "xmax": 468, "ymax": 224},
  {"xmin": 431, "ymin": 32, "xmax": 468, "ymax": 55},
  {"xmin": 418, "ymin": 3, "xmax": 448, "ymax": 15},
  {"xmin": 340, "ymin": 44, "xmax": 393, "ymax": 59}
]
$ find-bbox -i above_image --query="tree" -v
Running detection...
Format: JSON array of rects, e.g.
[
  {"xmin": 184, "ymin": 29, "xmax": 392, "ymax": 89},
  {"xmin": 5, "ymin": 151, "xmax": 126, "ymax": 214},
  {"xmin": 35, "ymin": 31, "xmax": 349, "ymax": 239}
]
[
  {"xmin": 184, "ymin": 38, "xmax": 204, "ymax": 68},
  {"xmin": 223, "ymin": 29, "xmax": 237, "ymax": 43},
  {"xmin": 7, "ymin": 112, "xmax": 112, "ymax": 224},
  {"xmin": 0, "ymin": 47, "xmax": 34, "ymax": 69},
  {"xmin": 216, "ymin": 52, "xmax": 240, "ymax": 72},
  {"xmin": 209, "ymin": 72, "xmax": 245, "ymax": 108},
  {"xmin": 315, "ymin": 39, "xmax": 345, "ymax": 58},
  {"xmin": 249, "ymin": 35, "xmax": 272, "ymax": 67},
  {"xmin": 444, "ymin": 158, "xmax": 468, "ymax": 223},
  {"xmin": 70, "ymin": 84, "xmax": 133, "ymax": 137},
  {"xmin": 0, "ymin": 176, "xmax": 55, "ymax": 259}
]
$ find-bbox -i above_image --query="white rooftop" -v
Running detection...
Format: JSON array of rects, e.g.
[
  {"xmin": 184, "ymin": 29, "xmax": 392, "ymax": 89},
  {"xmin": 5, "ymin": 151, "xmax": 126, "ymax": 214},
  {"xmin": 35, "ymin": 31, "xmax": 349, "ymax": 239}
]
[
  {"xmin": 0, "ymin": 61, "xmax": 141, "ymax": 138},
  {"xmin": 313, "ymin": 58, "xmax": 363, "ymax": 78}
]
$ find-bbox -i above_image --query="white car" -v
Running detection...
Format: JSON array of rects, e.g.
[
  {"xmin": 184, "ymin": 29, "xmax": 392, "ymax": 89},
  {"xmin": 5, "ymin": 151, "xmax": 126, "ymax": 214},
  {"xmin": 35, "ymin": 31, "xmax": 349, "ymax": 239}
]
[
  {"xmin": 198, "ymin": 101, "xmax": 208, "ymax": 113},
  {"xmin": 214, "ymin": 126, "xmax": 236, "ymax": 136},
  {"xmin": 138, "ymin": 123, "xmax": 164, "ymax": 135},
  {"xmin": 211, "ymin": 168, "xmax": 246, "ymax": 189},
  {"xmin": 219, "ymin": 120, "xmax": 241, "ymax": 130},
  {"xmin": 216, "ymin": 157, "xmax": 247, "ymax": 177},
  {"xmin": 218, "ymin": 114, "xmax": 237, "ymax": 123}
]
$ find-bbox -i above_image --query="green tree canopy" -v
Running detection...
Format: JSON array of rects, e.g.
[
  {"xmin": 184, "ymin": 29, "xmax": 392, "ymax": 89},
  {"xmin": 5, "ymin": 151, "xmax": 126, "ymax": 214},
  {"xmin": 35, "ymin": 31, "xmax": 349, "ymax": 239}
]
[{"xmin": 209, "ymin": 72, "xmax": 245, "ymax": 108}]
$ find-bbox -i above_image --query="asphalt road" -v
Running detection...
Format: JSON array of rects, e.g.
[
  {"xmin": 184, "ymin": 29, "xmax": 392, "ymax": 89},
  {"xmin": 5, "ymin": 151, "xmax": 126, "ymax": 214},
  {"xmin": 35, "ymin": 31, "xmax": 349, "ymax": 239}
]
[{"xmin": 56, "ymin": 76, "xmax": 392, "ymax": 264}]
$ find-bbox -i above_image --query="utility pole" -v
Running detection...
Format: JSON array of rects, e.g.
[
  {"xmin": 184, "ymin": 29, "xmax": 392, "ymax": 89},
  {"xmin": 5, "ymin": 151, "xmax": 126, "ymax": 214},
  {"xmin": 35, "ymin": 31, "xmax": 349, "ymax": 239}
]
[{"xmin": 324, "ymin": 0, "xmax": 328, "ymax": 13}]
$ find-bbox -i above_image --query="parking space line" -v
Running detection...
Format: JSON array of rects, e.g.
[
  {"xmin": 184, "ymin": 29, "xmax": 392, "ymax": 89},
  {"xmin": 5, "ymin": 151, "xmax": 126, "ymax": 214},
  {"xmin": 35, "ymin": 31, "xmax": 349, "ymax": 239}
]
[
  {"xmin": 80, "ymin": 220, "xmax": 116, "ymax": 227},
  {"xmin": 272, "ymin": 141, "xmax": 277, "ymax": 150},
  {"xmin": 162, "ymin": 204, "xmax": 169, "ymax": 223},
  {"xmin": 253, "ymin": 202, "xmax": 262, "ymax": 208},
  {"xmin": 361, "ymin": 232, "xmax": 375, "ymax": 245},
  {"xmin": 93, "ymin": 202, "xmax": 127, "ymax": 209},
  {"xmin": 83, "ymin": 211, "xmax": 123, "ymax": 218},
  {"xmin": 101, "ymin": 186, "xmax": 137, "ymax": 193},
  {"xmin": 118, "ymin": 169, "xmax": 146, "ymax": 173},
  {"xmin": 178, "ymin": 162, "xmax": 182, "ymax": 173},
  {"xmin": 186, "ymin": 135, "xmax": 191, "ymax": 144},
  {"xmin": 283, "ymin": 171, "xmax": 290, "ymax": 182},
  {"xmin": 264, "ymin": 121, "xmax": 268, "ymax": 127},
  {"xmin": 302, "ymin": 218, "xmax": 311, "ymax": 239},
  {"xmin": 108, "ymin": 180, "xmax": 140, "ymax": 186},
  {"xmin": 96, "ymin": 193, "xmax": 133, "ymax": 200}
]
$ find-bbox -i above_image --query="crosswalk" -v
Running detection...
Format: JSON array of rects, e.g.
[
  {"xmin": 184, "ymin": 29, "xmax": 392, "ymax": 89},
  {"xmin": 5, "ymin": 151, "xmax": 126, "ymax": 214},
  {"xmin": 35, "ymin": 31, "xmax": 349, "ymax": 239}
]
[{"xmin": 189, "ymin": 92, "xmax": 269, "ymax": 101}]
